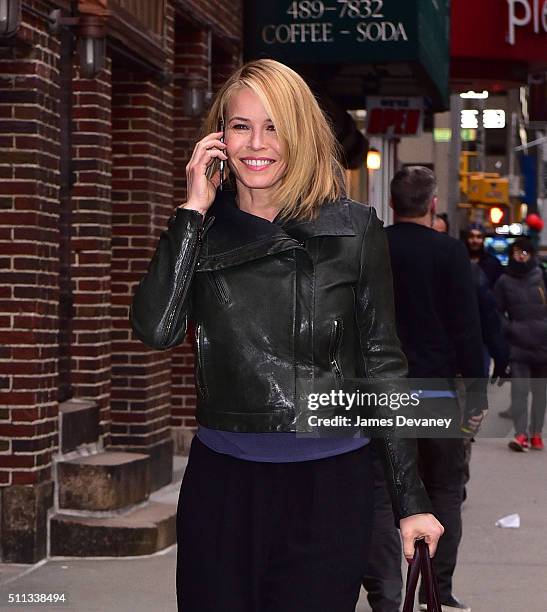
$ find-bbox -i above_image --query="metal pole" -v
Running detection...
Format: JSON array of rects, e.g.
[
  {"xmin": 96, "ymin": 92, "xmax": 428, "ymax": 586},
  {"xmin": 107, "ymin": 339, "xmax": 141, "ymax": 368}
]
[{"xmin": 448, "ymin": 93, "xmax": 463, "ymax": 237}]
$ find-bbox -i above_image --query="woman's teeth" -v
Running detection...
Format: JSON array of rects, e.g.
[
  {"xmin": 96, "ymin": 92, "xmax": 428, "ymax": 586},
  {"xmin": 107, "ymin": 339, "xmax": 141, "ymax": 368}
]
[{"xmin": 242, "ymin": 159, "xmax": 274, "ymax": 167}]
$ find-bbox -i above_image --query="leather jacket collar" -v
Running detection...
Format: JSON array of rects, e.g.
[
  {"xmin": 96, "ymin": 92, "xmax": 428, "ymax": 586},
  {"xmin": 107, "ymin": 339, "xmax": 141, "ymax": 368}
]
[{"xmin": 198, "ymin": 190, "xmax": 356, "ymax": 271}]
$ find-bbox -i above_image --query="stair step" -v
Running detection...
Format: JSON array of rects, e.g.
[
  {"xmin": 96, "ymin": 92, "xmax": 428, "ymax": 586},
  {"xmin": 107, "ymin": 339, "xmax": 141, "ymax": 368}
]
[
  {"xmin": 50, "ymin": 501, "xmax": 176, "ymax": 557},
  {"xmin": 59, "ymin": 399, "xmax": 100, "ymax": 453},
  {"xmin": 57, "ymin": 451, "xmax": 150, "ymax": 511}
]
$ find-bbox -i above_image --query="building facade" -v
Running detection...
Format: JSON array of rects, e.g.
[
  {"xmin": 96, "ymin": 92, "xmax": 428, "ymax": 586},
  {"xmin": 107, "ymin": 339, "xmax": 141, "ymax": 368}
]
[{"xmin": 0, "ymin": 0, "xmax": 242, "ymax": 563}]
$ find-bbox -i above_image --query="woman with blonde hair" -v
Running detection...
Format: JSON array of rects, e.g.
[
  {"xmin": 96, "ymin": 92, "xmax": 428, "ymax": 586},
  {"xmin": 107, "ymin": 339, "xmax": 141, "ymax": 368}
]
[{"xmin": 130, "ymin": 59, "xmax": 443, "ymax": 612}]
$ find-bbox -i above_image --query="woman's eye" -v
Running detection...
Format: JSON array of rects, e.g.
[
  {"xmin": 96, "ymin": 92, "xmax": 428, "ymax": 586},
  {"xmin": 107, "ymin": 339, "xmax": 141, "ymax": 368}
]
[
  {"xmin": 231, "ymin": 124, "xmax": 249, "ymax": 130},
  {"xmin": 266, "ymin": 124, "xmax": 276, "ymax": 131}
]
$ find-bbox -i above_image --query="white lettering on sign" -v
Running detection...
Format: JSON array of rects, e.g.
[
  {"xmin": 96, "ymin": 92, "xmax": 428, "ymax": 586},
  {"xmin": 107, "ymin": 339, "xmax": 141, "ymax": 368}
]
[
  {"xmin": 261, "ymin": 1, "xmax": 409, "ymax": 47},
  {"xmin": 461, "ymin": 110, "xmax": 479, "ymax": 129},
  {"xmin": 507, "ymin": 0, "xmax": 547, "ymax": 45},
  {"xmin": 460, "ymin": 109, "xmax": 506, "ymax": 129},
  {"xmin": 483, "ymin": 109, "xmax": 506, "ymax": 128},
  {"xmin": 356, "ymin": 21, "xmax": 408, "ymax": 42},
  {"xmin": 262, "ymin": 22, "xmax": 334, "ymax": 44}
]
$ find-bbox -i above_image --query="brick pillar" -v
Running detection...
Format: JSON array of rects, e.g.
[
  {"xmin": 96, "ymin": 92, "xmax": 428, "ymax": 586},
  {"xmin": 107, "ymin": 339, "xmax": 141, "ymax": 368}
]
[
  {"xmin": 110, "ymin": 4, "xmax": 175, "ymax": 490},
  {"xmin": 170, "ymin": 17, "xmax": 241, "ymax": 442},
  {"xmin": 70, "ymin": 55, "xmax": 113, "ymax": 447},
  {"xmin": 0, "ymin": 5, "xmax": 60, "ymax": 562},
  {"xmin": 170, "ymin": 22, "xmax": 209, "ymax": 438}
]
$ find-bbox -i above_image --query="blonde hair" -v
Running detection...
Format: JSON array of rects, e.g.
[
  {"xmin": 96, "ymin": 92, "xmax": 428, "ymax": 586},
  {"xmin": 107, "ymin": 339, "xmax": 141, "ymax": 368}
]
[{"xmin": 203, "ymin": 59, "xmax": 345, "ymax": 221}]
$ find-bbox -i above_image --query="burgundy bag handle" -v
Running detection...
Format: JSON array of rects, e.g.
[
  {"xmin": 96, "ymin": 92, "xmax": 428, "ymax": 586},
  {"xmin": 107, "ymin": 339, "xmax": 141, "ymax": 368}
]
[{"xmin": 402, "ymin": 539, "xmax": 442, "ymax": 612}]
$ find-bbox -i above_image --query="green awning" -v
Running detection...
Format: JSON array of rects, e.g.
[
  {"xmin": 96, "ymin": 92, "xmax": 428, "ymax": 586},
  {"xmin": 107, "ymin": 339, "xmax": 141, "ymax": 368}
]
[{"xmin": 244, "ymin": 0, "xmax": 449, "ymax": 110}]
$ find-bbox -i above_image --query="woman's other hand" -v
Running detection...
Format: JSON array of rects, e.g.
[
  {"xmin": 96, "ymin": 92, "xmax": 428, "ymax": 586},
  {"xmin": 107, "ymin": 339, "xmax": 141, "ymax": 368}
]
[
  {"xmin": 399, "ymin": 513, "xmax": 444, "ymax": 561},
  {"xmin": 181, "ymin": 131, "xmax": 228, "ymax": 215}
]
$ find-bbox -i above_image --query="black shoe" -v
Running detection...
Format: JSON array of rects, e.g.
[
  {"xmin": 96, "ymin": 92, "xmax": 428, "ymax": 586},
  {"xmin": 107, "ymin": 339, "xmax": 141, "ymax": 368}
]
[
  {"xmin": 498, "ymin": 409, "xmax": 512, "ymax": 419},
  {"xmin": 419, "ymin": 594, "xmax": 471, "ymax": 611}
]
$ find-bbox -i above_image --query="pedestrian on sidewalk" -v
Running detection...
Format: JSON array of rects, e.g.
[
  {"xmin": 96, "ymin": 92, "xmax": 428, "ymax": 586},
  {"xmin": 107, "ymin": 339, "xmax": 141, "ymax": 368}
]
[
  {"xmin": 129, "ymin": 60, "xmax": 443, "ymax": 612},
  {"xmin": 494, "ymin": 237, "xmax": 547, "ymax": 452},
  {"xmin": 364, "ymin": 166, "xmax": 487, "ymax": 612},
  {"xmin": 465, "ymin": 223, "xmax": 503, "ymax": 289}
]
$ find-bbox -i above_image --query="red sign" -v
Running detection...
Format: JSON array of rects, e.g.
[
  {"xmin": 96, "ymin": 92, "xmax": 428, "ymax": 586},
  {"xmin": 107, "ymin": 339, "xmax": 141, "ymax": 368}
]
[
  {"xmin": 451, "ymin": 0, "xmax": 547, "ymax": 89},
  {"xmin": 366, "ymin": 97, "xmax": 423, "ymax": 137}
]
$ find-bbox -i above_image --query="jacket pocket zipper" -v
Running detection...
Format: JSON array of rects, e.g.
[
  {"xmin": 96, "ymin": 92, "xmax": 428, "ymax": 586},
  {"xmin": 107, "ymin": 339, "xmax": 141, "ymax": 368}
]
[
  {"xmin": 329, "ymin": 318, "xmax": 344, "ymax": 385},
  {"xmin": 195, "ymin": 323, "xmax": 208, "ymax": 398},
  {"xmin": 209, "ymin": 271, "xmax": 230, "ymax": 304}
]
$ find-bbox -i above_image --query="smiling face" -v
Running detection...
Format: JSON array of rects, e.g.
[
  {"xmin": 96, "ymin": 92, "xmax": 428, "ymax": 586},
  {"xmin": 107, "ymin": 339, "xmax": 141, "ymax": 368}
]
[{"xmin": 224, "ymin": 87, "xmax": 287, "ymax": 196}]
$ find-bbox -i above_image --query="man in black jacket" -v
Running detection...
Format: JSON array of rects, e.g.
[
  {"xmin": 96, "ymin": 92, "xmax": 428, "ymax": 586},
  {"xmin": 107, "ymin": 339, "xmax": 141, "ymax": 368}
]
[{"xmin": 364, "ymin": 167, "xmax": 486, "ymax": 612}]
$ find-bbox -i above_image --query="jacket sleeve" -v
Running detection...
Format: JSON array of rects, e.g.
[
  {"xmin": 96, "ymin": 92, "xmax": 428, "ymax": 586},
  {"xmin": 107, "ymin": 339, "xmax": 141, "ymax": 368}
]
[
  {"xmin": 355, "ymin": 207, "xmax": 434, "ymax": 523},
  {"xmin": 129, "ymin": 207, "xmax": 213, "ymax": 350}
]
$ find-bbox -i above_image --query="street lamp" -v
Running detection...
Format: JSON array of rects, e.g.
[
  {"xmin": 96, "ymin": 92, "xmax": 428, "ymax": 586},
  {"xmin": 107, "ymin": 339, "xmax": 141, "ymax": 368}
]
[
  {"xmin": 366, "ymin": 147, "xmax": 381, "ymax": 206},
  {"xmin": 50, "ymin": 10, "xmax": 107, "ymax": 79},
  {"xmin": 0, "ymin": 4, "xmax": 107, "ymax": 79},
  {"xmin": 0, "ymin": 0, "xmax": 21, "ymax": 37},
  {"xmin": 179, "ymin": 75, "xmax": 209, "ymax": 117},
  {"xmin": 366, "ymin": 147, "xmax": 381, "ymax": 170}
]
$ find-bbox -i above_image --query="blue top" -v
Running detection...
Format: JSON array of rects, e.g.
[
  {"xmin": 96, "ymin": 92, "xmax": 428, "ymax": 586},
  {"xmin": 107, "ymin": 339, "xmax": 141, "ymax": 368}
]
[{"xmin": 197, "ymin": 426, "xmax": 369, "ymax": 463}]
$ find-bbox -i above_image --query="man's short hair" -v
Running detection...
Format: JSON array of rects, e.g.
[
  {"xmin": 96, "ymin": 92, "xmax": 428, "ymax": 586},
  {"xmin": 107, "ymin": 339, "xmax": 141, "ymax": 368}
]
[{"xmin": 390, "ymin": 166, "xmax": 437, "ymax": 218}]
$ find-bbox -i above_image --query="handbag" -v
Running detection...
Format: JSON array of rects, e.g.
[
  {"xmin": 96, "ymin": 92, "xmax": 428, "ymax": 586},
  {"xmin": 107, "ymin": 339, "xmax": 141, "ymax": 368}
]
[{"xmin": 402, "ymin": 539, "xmax": 442, "ymax": 612}]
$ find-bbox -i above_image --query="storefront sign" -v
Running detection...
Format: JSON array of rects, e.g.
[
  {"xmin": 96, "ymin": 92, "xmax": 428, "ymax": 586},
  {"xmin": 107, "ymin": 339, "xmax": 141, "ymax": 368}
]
[
  {"xmin": 246, "ymin": 1, "xmax": 415, "ymax": 58},
  {"xmin": 244, "ymin": 1, "xmax": 449, "ymax": 106},
  {"xmin": 366, "ymin": 97, "xmax": 423, "ymax": 137},
  {"xmin": 507, "ymin": 0, "xmax": 547, "ymax": 45},
  {"xmin": 451, "ymin": 0, "xmax": 547, "ymax": 87}
]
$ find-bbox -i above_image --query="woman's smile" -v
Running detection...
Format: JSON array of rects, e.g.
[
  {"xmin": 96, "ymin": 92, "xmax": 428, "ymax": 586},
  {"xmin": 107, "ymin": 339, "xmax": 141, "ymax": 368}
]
[{"xmin": 239, "ymin": 157, "xmax": 276, "ymax": 170}]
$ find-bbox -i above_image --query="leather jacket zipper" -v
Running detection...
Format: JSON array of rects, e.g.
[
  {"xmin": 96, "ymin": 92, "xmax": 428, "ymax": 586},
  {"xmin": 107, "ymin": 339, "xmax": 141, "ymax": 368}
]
[
  {"xmin": 162, "ymin": 215, "xmax": 215, "ymax": 345},
  {"xmin": 195, "ymin": 323, "xmax": 208, "ymax": 398},
  {"xmin": 209, "ymin": 271, "xmax": 230, "ymax": 304},
  {"xmin": 329, "ymin": 318, "xmax": 344, "ymax": 385}
]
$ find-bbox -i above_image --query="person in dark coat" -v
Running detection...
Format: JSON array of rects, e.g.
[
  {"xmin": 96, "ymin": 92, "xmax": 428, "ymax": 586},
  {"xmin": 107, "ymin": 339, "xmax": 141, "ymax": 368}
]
[
  {"xmin": 466, "ymin": 223, "xmax": 503, "ymax": 289},
  {"xmin": 494, "ymin": 237, "xmax": 547, "ymax": 452},
  {"xmin": 471, "ymin": 263, "xmax": 510, "ymax": 378},
  {"xmin": 363, "ymin": 166, "xmax": 487, "ymax": 612}
]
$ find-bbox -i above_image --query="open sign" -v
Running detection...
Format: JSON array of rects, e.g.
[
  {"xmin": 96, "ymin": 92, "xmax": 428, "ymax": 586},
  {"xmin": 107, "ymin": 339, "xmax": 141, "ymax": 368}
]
[{"xmin": 366, "ymin": 97, "xmax": 423, "ymax": 137}]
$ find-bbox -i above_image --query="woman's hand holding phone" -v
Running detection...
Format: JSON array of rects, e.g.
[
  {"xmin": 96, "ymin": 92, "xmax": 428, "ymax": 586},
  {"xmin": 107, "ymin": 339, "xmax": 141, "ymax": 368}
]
[{"xmin": 180, "ymin": 131, "xmax": 227, "ymax": 216}]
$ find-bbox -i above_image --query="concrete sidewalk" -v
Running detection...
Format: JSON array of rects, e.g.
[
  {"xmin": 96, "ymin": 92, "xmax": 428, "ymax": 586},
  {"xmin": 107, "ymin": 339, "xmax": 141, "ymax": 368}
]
[{"xmin": 1, "ymin": 422, "xmax": 546, "ymax": 611}]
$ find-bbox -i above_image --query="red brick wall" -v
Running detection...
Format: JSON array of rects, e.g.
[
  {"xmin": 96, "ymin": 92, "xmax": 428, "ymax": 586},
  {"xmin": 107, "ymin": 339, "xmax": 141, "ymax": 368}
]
[
  {"xmin": 70, "ymin": 55, "xmax": 113, "ymax": 446},
  {"xmin": 0, "ymin": 0, "xmax": 243, "ymax": 486},
  {"xmin": 109, "ymin": 2, "xmax": 176, "ymax": 454},
  {"xmin": 0, "ymin": 1, "xmax": 62, "ymax": 487},
  {"xmin": 170, "ymin": 8, "xmax": 241, "ymax": 429}
]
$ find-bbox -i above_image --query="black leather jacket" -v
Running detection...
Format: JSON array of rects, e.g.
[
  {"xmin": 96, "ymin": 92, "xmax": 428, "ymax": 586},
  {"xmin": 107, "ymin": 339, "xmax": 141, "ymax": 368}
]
[{"xmin": 130, "ymin": 190, "xmax": 433, "ymax": 521}]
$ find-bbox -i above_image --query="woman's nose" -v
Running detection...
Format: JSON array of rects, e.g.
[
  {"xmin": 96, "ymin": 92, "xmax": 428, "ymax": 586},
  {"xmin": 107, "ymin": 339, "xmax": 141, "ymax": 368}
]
[{"xmin": 249, "ymin": 129, "xmax": 265, "ymax": 150}]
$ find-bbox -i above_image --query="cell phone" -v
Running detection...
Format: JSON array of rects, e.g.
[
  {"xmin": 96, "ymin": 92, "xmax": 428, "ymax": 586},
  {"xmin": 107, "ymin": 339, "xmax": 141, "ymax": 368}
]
[{"xmin": 218, "ymin": 119, "xmax": 225, "ymax": 191}]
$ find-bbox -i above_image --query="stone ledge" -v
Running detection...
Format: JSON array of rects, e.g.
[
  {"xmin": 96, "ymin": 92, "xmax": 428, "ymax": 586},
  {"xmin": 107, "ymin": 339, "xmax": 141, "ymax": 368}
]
[
  {"xmin": 49, "ymin": 502, "xmax": 176, "ymax": 557},
  {"xmin": 57, "ymin": 452, "xmax": 150, "ymax": 511}
]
